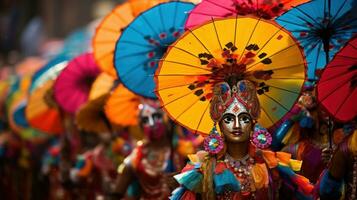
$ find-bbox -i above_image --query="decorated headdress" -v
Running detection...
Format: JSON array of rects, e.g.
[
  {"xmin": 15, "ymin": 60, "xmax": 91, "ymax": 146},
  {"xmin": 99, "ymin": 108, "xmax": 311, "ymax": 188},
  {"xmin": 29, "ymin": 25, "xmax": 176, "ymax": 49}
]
[{"xmin": 210, "ymin": 80, "xmax": 260, "ymax": 123}]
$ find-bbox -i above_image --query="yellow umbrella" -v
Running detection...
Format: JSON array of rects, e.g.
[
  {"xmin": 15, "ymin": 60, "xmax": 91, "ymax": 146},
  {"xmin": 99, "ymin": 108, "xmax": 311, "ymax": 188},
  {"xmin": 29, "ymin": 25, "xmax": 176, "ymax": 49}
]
[
  {"xmin": 89, "ymin": 73, "xmax": 116, "ymax": 100},
  {"xmin": 104, "ymin": 84, "xmax": 140, "ymax": 126},
  {"xmin": 76, "ymin": 93, "xmax": 119, "ymax": 133},
  {"xmin": 155, "ymin": 17, "xmax": 306, "ymax": 135}
]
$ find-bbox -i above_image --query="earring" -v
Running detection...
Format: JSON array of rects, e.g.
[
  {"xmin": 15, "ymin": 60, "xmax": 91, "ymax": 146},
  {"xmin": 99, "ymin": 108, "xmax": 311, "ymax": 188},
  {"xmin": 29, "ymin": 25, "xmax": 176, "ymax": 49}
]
[
  {"xmin": 203, "ymin": 124, "xmax": 224, "ymax": 155},
  {"xmin": 251, "ymin": 124, "xmax": 272, "ymax": 149}
]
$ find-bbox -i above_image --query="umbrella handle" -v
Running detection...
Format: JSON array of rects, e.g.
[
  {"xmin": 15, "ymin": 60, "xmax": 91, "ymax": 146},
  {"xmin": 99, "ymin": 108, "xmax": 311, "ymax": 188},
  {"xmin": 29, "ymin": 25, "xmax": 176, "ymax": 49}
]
[{"xmin": 328, "ymin": 116, "xmax": 333, "ymax": 149}]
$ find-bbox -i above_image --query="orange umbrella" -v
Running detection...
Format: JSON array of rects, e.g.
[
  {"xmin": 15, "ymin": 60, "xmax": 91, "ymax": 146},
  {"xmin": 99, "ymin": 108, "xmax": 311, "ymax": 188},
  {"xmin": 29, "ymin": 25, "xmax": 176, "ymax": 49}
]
[
  {"xmin": 105, "ymin": 84, "xmax": 140, "ymax": 126},
  {"xmin": 76, "ymin": 94, "xmax": 120, "ymax": 133},
  {"xmin": 89, "ymin": 73, "xmax": 116, "ymax": 100},
  {"xmin": 93, "ymin": 0, "xmax": 166, "ymax": 78},
  {"xmin": 26, "ymin": 79, "xmax": 64, "ymax": 135},
  {"xmin": 128, "ymin": 0, "xmax": 167, "ymax": 16}
]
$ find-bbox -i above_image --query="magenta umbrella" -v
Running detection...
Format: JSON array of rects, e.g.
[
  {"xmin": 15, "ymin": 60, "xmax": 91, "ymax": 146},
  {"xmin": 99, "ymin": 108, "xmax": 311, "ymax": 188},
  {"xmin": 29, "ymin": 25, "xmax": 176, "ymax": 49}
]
[
  {"xmin": 185, "ymin": 0, "xmax": 308, "ymax": 29},
  {"xmin": 54, "ymin": 53, "xmax": 101, "ymax": 114}
]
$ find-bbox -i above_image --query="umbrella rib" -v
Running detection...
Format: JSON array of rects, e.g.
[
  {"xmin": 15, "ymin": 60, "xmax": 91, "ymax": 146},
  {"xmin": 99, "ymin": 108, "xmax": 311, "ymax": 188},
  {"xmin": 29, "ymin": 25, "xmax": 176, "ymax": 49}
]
[
  {"xmin": 238, "ymin": 18, "xmax": 261, "ymax": 62},
  {"xmin": 331, "ymin": 0, "xmax": 349, "ymax": 23},
  {"xmin": 161, "ymin": 60, "xmax": 211, "ymax": 72},
  {"xmin": 115, "ymin": 50, "xmax": 152, "ymax": 59},
  {"xmin": 313, "ymin": 42, "xmax": 323, "ymax": 78},
  {"xmin": 347, "ymin": 42, "xmax": 357, "ymax": 50},
  {"xmin": 267, "ymin": 62, "xmax": 308, "ymax": 72},
  {"xmin": 333, "ymin": 88, "xmax": 352, "ymax": 117},
  {"xmin": 336, "ymin": 55, "xmax": 357, "ymax": 60},
  {"xmin": 255, "ymin": 25, "xmax": 286, "ymax": 55},
  {"xmin": 189, "ymin": 11, "xmax": 230, "ymax": 18},
  {"xmin": 159, "ymin": 3, "xmax": 166, "ymax": 32},
  {"xmin": 319, "ymin": 76, "xmax": 352, "ymax": 103},
  {"xmin": 118, "ymin": 40, "xmax": 153, "ymax": 48},
  {"xmin": 119, "ymin": 61, "xmax": 147, "ymax": 81},
  {"xmin": 204, "ymin": 0, "xmax": 236, "ymax": 13},
  {"xmin": 194, "ymin": 102, "xmax": 210, "ymax": 134},
  {"xmin": 187, "ymin": 28, "xmax": 215, "ymax": 57},
  {"xmin": 174, "ymin": 96, "xmax": 202, "ymax": 123},
  {"xmin": 260, "ymin": 104, "xmax": 275, "ymax": 125},
  {"xmin": 154, "ymin": 82, "xmax": 195, "ymax": 92},
  {"xmin": 172, "ymin": 2, "xmax": 178, "ymax": 31},
  {"xmin": 319, "ymin": 68, "xmax": 355, "ymax": 84},
  {"xmin": 263, "ymin": 93, "xmax": 290, "ymax": 112},
  {"xmin": 126, "ymin": 24, "xmax": 146, "ymax": 38},
  {"xmin": 302, "ymin": 38, "xmax": 323, "ymax": 59},
  {"xmin": 211, "ymin": 17, "xmax": 222, "ymax": 50},
  {"xmin": 246, "ymin": 43, "xmax": 297, "ymax": 71},
  {"xmin": 275, "ymin": 18, "xmax": 311, "ymax": 30},
  {"xmin": 112, "ymin": 10, "xmax": 131, "ymax": 25},
  {"xmin": 155, "ymin": 73, "xmax": 211, "ymax": 77},
  {"xmin": 262, "ymin": 84, "xmax": 301, "ymax": 95},
  {"xmin": 170, "ymin": 45, "xmax": 201, "ymax": 59},
  {"xmin": 141, "ymin": 14, "xmax": 160, "ymax": 37},
  {"xmin": 293, "ymin": 6, "xmax": 321, "ymax": 26},
  {"xmin": 96, "ymin": 26, "xmax": 123, "ymax": 33},
  {"xmin": 267, "ymin": 77, "xmax": 305, "ymax": 80},
  {"xmin": 234, "ymin": 14, "xmax": 238, "ymax": 46},
  {"xmin": 160, "ymin": 91, "xmax": 193, "ymax": 108}
]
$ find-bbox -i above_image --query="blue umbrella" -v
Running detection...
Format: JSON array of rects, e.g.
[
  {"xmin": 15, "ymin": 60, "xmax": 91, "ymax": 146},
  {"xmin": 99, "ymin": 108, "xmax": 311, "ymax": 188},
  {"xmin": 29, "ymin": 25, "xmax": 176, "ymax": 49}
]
[
  {"xmin": 60, "ymin": 28, "xmax": 92, "ymax": 59},
  {"xmin": 276, "ymin": 0, "xmax": 357, "ymax": 81},
  {"xmin": 29, "ymin": 55, "xmax": 69, "ymax": 93},
  {"xmin": 114, "ymin": 2, "xmax": 194, "ymax": 98}
]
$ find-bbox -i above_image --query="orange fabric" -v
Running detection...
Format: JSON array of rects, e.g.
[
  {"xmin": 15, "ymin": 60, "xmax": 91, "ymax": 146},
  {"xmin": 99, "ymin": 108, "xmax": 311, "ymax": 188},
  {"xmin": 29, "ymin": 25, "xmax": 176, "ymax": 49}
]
[
  {"xmin": 251, "ymin": 163, "xmax": 269, "ymax": 189},
  {"xmin": 276, "ymin": 152, "xmax": 291, "ymax": 165},
  {"xmin": 262, "ymin": 150, "xmax": 278, "ymax": 168}
]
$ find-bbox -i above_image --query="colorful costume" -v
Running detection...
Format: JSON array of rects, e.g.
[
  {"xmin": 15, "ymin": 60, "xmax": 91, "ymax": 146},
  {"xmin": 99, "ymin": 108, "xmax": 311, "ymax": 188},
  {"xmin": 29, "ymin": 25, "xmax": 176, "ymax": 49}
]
[
  {"xmin": 120, "ymin": 140, "xmax": 184, "ymax": 199},
  {"xmin": 317, "ymin": 130, "xmax": 357, "ymax": 200},
  {"xmin": 171, "ymin": 80, "xmax": 314, "ymax": 200}
]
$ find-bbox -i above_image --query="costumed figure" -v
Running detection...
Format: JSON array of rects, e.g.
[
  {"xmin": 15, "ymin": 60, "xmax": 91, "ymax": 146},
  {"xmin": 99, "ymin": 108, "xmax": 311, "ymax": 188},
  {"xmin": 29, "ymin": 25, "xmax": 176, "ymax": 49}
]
[
  {"xmin": 273, "ymin": 86, "xmax": 331, "ymax": 184},
  {"xmin": 113, "ymin": 99, "xmax": 186, "ymax": 200},
  {"xmin": 171, "ymin": 80, "xmax": 314, "ymax": 200},
  {"xmin": 317, "ymin": 128, "xmax": 357, "ymax": 200},
  {"xmin": 70, "ymin": 131, "xmax": 132, "ymax": 200}
]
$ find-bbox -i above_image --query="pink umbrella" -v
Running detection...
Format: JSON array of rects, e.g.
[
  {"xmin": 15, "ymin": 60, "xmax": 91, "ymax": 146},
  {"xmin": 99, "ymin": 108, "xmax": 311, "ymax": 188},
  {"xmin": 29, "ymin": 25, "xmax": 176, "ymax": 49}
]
[
  {"xmin": 54, "ymin": 53, "xmax": 101, "ymax": 114},
  {"xmin": 185, "ymin": 0, "xmax": 308, "ymax": 29}
]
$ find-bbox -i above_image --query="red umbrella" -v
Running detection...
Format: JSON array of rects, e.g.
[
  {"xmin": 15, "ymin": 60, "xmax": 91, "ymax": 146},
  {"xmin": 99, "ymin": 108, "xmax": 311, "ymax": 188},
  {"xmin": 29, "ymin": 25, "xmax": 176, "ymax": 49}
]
[
  {"xmin": 54, "ymin": 53, "xmax": 101, "ymax": 114},
  {"xmin": 317, "ymin": 37, "xmax": 357, "ymax": 122}
]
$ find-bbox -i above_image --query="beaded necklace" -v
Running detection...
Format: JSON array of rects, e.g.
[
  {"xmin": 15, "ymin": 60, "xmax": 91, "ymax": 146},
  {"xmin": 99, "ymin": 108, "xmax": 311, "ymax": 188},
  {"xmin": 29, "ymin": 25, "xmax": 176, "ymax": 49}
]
[{"xmin": 224, "ymin": 153, "xmax": 256, "ymax": 195}]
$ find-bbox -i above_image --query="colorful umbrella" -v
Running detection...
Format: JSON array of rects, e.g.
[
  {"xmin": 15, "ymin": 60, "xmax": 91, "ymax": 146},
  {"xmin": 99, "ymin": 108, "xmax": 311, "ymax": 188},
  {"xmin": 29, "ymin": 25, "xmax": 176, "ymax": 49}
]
[
  {"xmin": 276, "ymin": 0, "xmax": 357, "ymax": 80},
  {"xmin": 185, "ymin": 0, "xmax": 308, "ymax": 29},
  {"xmin": 26, "ymin": 79, "xmax": 64, "ymax": 135},
  {"xmin": 93, "ymin": 3, "xmax": 135, "ymax": 78},
  {"xmin": 317, "ymin": 36, "xmax": 357, "ymax": 122},
  {"xmin": 93, "ymin": 0, "xmax": 167, "ymax": 78},
  {"xmin": 29, "ymin": 55, "xmax": 69, "ymax": 93},
  {"xmin": 54, "ymin": 53, "xmax": 101, "ymax": 114},
  {"xmin": 7, "ymin": 76, "xmax": 32, "ymax": 133},
  {"xmin": 155, "ymin": 17, "xmax": 306, "ymax": 135},
  {"xmin": 89, "ymin": 73, "xmax": 116, "ymax": 100},
  {"xmin": 76, "ymin": 94, "xmax": 118, "ymax": 133},
  {"xmin": 105, "ymin": 84, "xmax": 140, "ymax": 126},
  {"xmin": 114, "ymin": 2, "xmax": 195, "ymax": 98},
  {"xmin": 60, "ymin": 29, "xmax": 92, "ymax": 58}
]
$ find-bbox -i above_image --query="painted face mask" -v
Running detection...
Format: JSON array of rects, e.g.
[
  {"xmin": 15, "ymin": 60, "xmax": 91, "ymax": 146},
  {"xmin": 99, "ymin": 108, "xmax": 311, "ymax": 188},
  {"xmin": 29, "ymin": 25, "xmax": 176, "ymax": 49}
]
[
  {"xmin": 210, "ymin": 80, "xmax": 260, "ymax": 143},
  {"xmin": 139, "ymin": 102, "xmax": 166, "ymax": 140}
]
